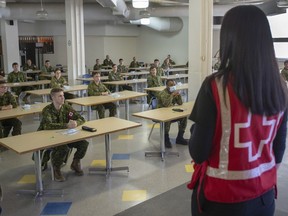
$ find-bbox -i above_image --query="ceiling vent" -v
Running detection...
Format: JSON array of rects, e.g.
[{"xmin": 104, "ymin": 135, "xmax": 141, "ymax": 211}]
[
  {"xmin": 277, "ymin": 0, "xmax": 288, "ymax": 7},
  {"xmin": 96, "ymin": 0, "xmax": 117, "ymax": 8},
  {"xmin": 0, "ymin": 0, "xmax": 6, "ymax": 8}
]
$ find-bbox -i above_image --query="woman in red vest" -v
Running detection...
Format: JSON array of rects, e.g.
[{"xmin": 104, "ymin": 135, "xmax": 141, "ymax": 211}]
[{"xmin": 188, "ymin": 5, "xmax": 288, "ymax": 216}]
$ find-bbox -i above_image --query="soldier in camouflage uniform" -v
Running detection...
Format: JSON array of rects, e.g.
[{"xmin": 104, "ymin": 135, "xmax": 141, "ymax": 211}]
[
  {"xmin": 88, "ymin": 72, "xmax": 116, "ymax": 119},
  {"xmin": 50, "ymin": 69, "xmax": 74, "ymax": 100},
  {"xmin": 7, "ymin": 62, "xmax": 32, "ymax": 104},
  {"xmin": 38, "ymin": 88, "xmax": 89, "ymax": 182},
  {"xmin": 93, "ymin": 59, "xmax": 102, "ymax": 70},
  {"xmin": 103, "ymin": 55, "xmax": 113, "ymax": 67},
  {"xmin": 117, "ymin": 58, "xmax": 128, "ymax": 73},
  {"xmin": 147, "ymin": 66, "xmax": 162, "ymax": 104},
  {"xmin": 157, "ymin": 79, "xmax": 187, "ymax": 148},
  {"xmin": 108, "ymin": 64, "xmax": 132, "ymax": 92},
  {"xmin": 154, "ymin": 59, "xmax": 164, "ymax": 76},
  {"xmin": 281, "ymin": 60, "xmax": 288, "ymax": 82},
  {"xmin": 0, "ymin": 81, "xmax": 22, "ymax": 142},
  {"xmin": 23, "ymin": 59, "xmax": 38, "ymax": 81},
  {"xmin": 129, "ymin": 57, "xmax": 140, "ymax": 68}
]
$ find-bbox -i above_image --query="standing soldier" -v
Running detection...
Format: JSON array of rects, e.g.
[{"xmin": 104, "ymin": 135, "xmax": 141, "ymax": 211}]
[
  {"xmin": 158, "ymin": 79, "xmax": 187, "ymax": 148},
  {"xmin": 38, "ymin": 88, "xmax": 89, "ymax": 182},
  {"xmin": 0, "ymin": 80, "xmax": 22, "ymax": 140},
  {"xmin": 88, "ymin": 72, "xmax": 116, "ymax": 119}
]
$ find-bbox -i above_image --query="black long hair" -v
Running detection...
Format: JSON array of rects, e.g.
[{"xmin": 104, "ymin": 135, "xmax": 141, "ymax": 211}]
[{"xmin": 214, "ymin": 5, "xmax": 288, "ymax": 115}]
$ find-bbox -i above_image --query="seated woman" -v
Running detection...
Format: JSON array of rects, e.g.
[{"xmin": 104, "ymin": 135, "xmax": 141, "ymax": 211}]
[{"xmin": 50, "ymin": 68, "xmax": 74, "ymax": 100}]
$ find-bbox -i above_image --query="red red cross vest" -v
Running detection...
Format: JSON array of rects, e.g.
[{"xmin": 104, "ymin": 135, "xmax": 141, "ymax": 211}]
[{"xmin": 189, "ymin": 77, "xmax": 284, "ymax": 203}]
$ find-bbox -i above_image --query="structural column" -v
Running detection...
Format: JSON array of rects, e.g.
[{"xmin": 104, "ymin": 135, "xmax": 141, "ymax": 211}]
[
  {"xmin": 65, "ymin": 0, "xmax": 85, "ymax": 85},
  {"xmin": 1, "ymin": 20, "xmax": 20, "ymax": 74},
  {"xmin": 188, "ymin": 0, "xmax": 213, "ymax": 101}
]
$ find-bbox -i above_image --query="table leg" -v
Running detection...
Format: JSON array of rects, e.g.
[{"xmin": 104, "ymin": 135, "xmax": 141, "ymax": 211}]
[
  {"xmin": 17, "ymin": 151, "xmax": 63, "ymax": 198},
  {"xmin": 89, "ymin": 133, "xmax": 129, "ymax": 175},
  {"xmin": 125, "ymin": 99, "xmax": 129, "ymax": 120},
  {"xmin": 145, "ymin": 122, "xmax": 179, "ymax": 160},
  {"xmin": 88, "ymin": 106, "xmax": 91, "ymax": 120}
]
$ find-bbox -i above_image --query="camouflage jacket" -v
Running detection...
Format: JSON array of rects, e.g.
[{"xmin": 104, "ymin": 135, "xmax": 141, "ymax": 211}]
[
  {"xmin": 0, "ymin": 91, "xmax": 18, "ymax": 110},
  {"xmin": 38, "ymin": 103, "xmax": 85, "ymax": 130},
  {"xmin": 281, "ymin": 68, "xmax": 288, "ymax": 82},
  {"xmin": 129, "ymin": 61, "xmax": 140, "ymax": 68},
  {"xmin": 7, "ymin": 71, "xmax": 26, "ymax": 83},
  {"xmin": 156, "ymin": 67, "xmax": 164, "ymax": 76},
  {"xmin": 103, "ymin": 59, "xmax": 113, "ymax": 66},
  {"xmin": 147, "ymin": 75, "xmax": 162, "ymax": 88},
  {"xmin": 157, "ymin": 88, "xmax": 182, "ymax": 108},
  {"xmin": 88, "ymin": 82, "xmax": 110, "ymax": 96},
  {"xmin": 117, "ymin": 65, "xmax": 128, "ymax": 73},
  {"xmin": 41, "ymin": 66, "xmax": 54, "ymax": 73},
  {"xmin": 50, "ymin": 77, "xmax": 68, "ymax": 88},
  {"xmin": 93, "ymin": 64, "xmax": 102, "ymax": 70},
  {"xmin": 23, "ymin": 64, "xmax": 37, "ymax": 71},
  {"xmin": 108, "ymin": 71, "xmax": 122, "ymax": 81}
]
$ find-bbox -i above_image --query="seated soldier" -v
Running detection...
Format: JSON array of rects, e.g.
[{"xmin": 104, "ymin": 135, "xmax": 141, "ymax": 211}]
[
  {"xmin": 157, "ymin": 79, "xmax": 187, "ymax": 148},
  {"xmin": 147, "ymin": 66, "xmax": 162, "ymax": 104},
  {"xmin": 0, "ymin": 80, "xmax": 22, "ymax": 151},
  {"xmin": 7, "ymin": 62, "xmax": 31, "ymax": 104},
  {"xmin": 88, "ymin": 72, "xmax": 116, "ymax": 119},
  {"xmin": 108, "ymin": 64, "xmax": 132, "ymax": 92},
  {"xmin": 39, "ymin": 88, "xmax": 89, "ymax": 182},
  {"xmin": 50, "ymin": 68, "xmax": 74, "ymax": 100}
]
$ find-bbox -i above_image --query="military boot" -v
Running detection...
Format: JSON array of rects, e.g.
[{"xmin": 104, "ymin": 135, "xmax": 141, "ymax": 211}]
[
  {"xmin": 165, "ymin": 134, "xmax": 172, "ymax": 148},
  {"xmin": 176, "ymin": 130, "xmax": 188, "ymax": 145},
  {"xmin": 53, "ymin": 166, "xmax": 65, "ymax": 182},
  {"xmin": 70, "ymin": 159, "xmax": 84, "ymax": 176}
]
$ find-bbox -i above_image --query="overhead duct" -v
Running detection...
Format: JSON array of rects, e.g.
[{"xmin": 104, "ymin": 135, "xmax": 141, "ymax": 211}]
[
  {"xmin": 96, "ymin": 0, "xmax": 117, "ymax": 8},
  {"xmin": 130, "ymin": 17, "xmax": 183, "ymax": 32}
]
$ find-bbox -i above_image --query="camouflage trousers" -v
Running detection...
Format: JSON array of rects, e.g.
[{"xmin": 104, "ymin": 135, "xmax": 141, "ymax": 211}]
[
  {"xmin": 52, "ymin": 140, "xmax": 89, "ymax": 168},
  {"xmin": 165, "ymin": 117, "xmax": 187, "ymax": 134},
  {"xmin": 0, "ymin": 118, "xmax": 22, "ymax": 138},
  {"xmin": 93, "ymin": 103, "xmax": 117, "ymax": 119}
]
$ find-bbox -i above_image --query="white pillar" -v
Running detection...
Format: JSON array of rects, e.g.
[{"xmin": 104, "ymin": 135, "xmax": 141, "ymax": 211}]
[
  {"xmin": 1, "ymin": 20, "xmax": 20, "ymax": 74},
  {"xmin": 65, "ymin": 0, "xmax": 85, "ymax": 85},
  {"xmin": 188, "ymin": 0, "xmax": 213, "ymax": 101}
]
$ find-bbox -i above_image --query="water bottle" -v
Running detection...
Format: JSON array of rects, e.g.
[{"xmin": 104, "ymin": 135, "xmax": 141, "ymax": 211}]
[{"xmin": 35, "ymin": 74, "xmax": 39, "ymax": 81}]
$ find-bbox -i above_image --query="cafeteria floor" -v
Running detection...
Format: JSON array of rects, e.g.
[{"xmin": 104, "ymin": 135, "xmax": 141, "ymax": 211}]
[{"xmin": 0, "ymin": 100, "xmax": 288, "ymax": 216}]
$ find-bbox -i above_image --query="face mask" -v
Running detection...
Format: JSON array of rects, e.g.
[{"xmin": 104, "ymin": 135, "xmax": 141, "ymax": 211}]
[{"xmin": 169, "ymin": 86, "xmax": 176, "ymax": 92}]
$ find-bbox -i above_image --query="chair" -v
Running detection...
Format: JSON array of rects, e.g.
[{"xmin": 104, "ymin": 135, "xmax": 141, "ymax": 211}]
[
  {"xmin": 82, "ymin": 74, "xmax": 92, "ymax": 85},
  {"xmin": 41, "ymin": 148, "xmax": 73, "ymax": 181}
]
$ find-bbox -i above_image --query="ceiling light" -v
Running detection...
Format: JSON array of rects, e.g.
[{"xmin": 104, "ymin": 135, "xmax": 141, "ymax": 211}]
[
  {"xmin": 36, "ymin": 0, "xmax": 48, "ymax": 19},
  {"xmin": 96, "ymin": 0, "xmax": 117, "ymax": 7},
  {"xmin": 140, "ymin": 18, "xmax": 150, "ymax": 25},
  {"xmin": 0, "ymin": 0, "xmax": 6, "ymax": 8},
  {"xmin": 132, "ymin": 0, "xmax": 149, "ymax": 9}
]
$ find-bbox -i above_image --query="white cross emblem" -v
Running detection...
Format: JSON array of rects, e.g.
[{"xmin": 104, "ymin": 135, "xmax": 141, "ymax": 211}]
[{"xmin": 234, "ymin": 112, "xmax": 277, "ymax": 162}]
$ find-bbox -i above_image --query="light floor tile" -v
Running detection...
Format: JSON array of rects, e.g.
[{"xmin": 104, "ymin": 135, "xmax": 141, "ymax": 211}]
[
  {"xmin": 122, "ymin": 190, "xmax": 147, "ymax": 202},
  {"xmin": 118, "ymin": 134, "xmax": 134, "ymax": 140},
  {"xmin": 185, "ymin": 164, "xmax": 194, "ymax": 173},
  {"xmin": 17, "ymin": 174, "xmax": 36, "ymax": 184},
  {"xmin": 90, "ymin": 160, "xmax": 106, "ymax": 167}
]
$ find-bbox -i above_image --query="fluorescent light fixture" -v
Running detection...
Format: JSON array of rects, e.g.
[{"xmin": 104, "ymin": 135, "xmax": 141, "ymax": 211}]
[
  {"xmin": 141, "ymin": 18, "xmax": 150, "ymax": 25},
  {"xmin": 132, "ymin": 0, "xmax": 149, "ymax": 9},
  {"xmin": 0, "ymin": 0, "xmax": 6, "ymax": 8},
  {"xmin": 36, "ymin": 0, "xmax": 48, "ymax": 19},
  {"xmin": 36, "ymin": 8, "xmax": 48, "ymax": 19},
  {"xmin": 96, "ymin": 0, "xmax": 117, "ymax": 7}
]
